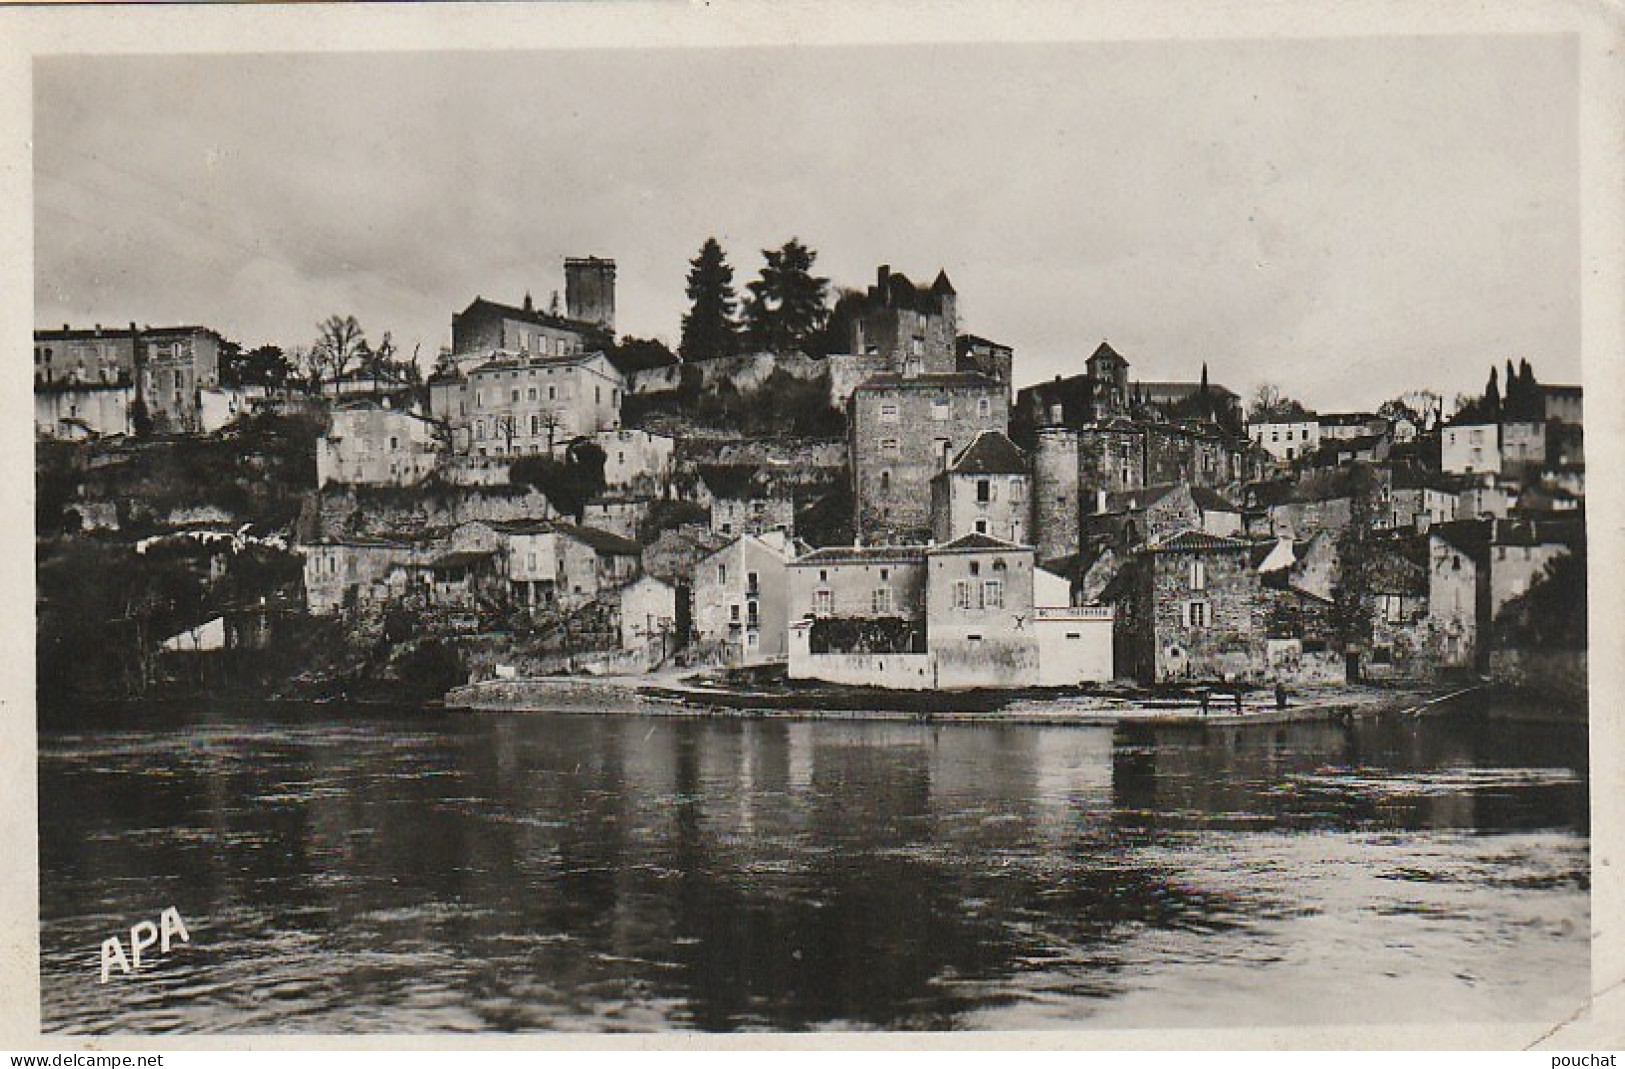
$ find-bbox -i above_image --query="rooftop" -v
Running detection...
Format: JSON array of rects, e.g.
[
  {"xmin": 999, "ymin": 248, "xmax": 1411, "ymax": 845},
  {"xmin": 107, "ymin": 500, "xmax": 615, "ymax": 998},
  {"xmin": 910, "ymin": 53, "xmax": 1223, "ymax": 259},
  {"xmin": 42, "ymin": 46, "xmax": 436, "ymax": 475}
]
[
  {"xmin": 944, "ymin": 430, "xmax": 1027, "ymax": 476},
  {"xmin": 930, "ymin": 532, "xmax": 1029, "ymax": 555},
  {"xmin": 793, "ymin": 544, "xmax": 930, "ymax": 566}
]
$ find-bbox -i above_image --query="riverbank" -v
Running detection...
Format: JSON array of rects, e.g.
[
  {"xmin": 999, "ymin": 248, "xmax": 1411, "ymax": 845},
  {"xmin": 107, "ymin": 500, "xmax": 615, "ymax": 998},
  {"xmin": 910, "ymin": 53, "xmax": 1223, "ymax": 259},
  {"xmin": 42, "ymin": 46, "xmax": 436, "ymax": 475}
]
[{"xmin": 443, "ymin": 671, "xmax": 1475, "ymax": 727}]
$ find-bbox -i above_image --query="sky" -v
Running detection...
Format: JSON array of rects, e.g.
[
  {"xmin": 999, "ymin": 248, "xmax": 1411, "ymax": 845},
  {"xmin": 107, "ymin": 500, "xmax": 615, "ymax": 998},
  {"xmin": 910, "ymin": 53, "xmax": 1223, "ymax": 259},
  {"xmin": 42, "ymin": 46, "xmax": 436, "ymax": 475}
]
[{"xmin": 33, "ymin": 35, "xmax": 1580, "ymax": 411}]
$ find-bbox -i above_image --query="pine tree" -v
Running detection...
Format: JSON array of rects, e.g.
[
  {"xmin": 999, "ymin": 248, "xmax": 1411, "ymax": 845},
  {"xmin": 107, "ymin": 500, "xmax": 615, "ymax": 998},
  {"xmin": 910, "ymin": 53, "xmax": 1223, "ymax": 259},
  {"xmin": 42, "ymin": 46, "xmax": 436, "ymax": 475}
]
[
  {"xmin": 744, "ymin": 238, "xmax": 830, "ymax": 354},
  {"xmin": 679, "ymin": 238, "xmax": 740, "ymax": 364}
]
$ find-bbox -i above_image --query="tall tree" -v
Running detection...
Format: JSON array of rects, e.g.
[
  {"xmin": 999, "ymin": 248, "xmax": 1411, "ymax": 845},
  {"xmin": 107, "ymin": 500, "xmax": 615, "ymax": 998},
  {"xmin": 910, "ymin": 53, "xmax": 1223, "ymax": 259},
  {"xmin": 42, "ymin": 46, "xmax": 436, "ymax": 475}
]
[
  {"xmin": 1485, "ymin": 365, "xmax": 1501, "ymax": 416},
  {"xmin": 312, "ymin": 314, "xmax": 367, "ymax": 385},
  {"xmin": 680, "ymin": 238, "xmax": 740, "ymax": 364},
  {"xmin": 743, "ymin": 238, "xmax": 829, "ymax": 354}
]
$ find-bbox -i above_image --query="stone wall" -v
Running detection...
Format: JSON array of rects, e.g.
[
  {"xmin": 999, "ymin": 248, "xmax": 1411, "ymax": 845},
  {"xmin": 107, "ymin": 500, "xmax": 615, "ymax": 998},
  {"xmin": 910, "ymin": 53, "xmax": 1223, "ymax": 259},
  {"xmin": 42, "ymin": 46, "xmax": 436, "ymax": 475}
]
[
  {"xmin": 315, "ymin": 483, "xmax": 556, "ymax": 541},
  {"xmin": 1031, "ymin": 427, "xmax": 1080, "ymax": 564}
]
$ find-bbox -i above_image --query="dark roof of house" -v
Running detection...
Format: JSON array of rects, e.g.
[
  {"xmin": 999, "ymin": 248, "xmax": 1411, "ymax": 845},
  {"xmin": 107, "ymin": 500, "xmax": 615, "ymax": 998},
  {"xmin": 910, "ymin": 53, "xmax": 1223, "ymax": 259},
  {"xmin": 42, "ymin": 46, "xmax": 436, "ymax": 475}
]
[
  {"xmin": 957, "ymin": 333, "xmax": 1010, "ymax": 352},
  {"xmin": 1492, "ymin": 516, "xmax": 1585, "ymax": 549},
  {"xmin": 485, "ymin": 519, "xmax": 555, "ymax": 536},
  {"xmin": 1038, "ymin": 542, "xmax": 1115, "ymax": 582},
  {"xmin": 946, "ymin": 431, "xmax": 1027, "ymax": 475},
  {"xmin": 855, "ymin": 371, "xmax": 1003, "ymax": 393},
  {"xmin": 469, "ymin": 350, "xmax": 607, "ymax": 376},
  {"xmin": 1430, "ymin": 519, "xmax": 1492, "ymax": 561},
  {"xmin": 1137, "ymin": 380, "xmax": 1242, "ymax": 402},
  {"xmin": 1148, "ymin": 530, "xmax": 1255, "ymax": 554},
  {"xmin": 1104, "ymin": 484, "xmax": 1179, "ymax": 514},
  {"xmin": 1319, "ymin": 411, "xmax": 1381, "ymax": 426},
  {"xmin": 1087, "ymin": 341, "xmax": 1129, "ymax": 367},
  {"xmin": 456, "ymin": 296, "xmax": 603, "ymax": 338},
  {"xmin": 931, "ymin": 532, "xmax": 1028, "ymax": 554},
  {"xmin": 554, "ymin": 523, "xmax": 641, "ymax": 557},
  {"xmin": 792, "ymin": 544, "xmax": 929, "ymax": 566},
  {"xmin": 1190, "ymin": 486, "xmax": 1240, "ymax": 513},
  {"xmin": 431, "ymin": 549, "xmax": 497, "ymax": 570},
  {"xmin": 697, "ymin": 464, "xmax": 788, "ymax": 501}
]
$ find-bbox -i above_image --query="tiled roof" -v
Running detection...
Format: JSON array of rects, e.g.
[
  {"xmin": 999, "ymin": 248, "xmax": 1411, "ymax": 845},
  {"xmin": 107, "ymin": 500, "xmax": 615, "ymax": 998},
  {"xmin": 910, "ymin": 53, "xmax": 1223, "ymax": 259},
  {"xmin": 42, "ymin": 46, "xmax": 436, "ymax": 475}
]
[
  {"xmin": 793, "ymin": 544, "xmax": 929, "ymax": 566},
  {"xmin": 947, "ymin": 430, "xmax": 1027, "ymax": 475},
  {"xmin": 1492, "ymin": 517, "xmax": 1584, "ymax": 549},
  {"xmin": 458, "ymin": 296, "xmax": 602, "ymax": 337},
  {"xmin": 1087, "ymin": 341, "xmax": 1128, "ymax": 366},
  {"xmin": 1147, "ymin": 529, "xmax": 1255, "ymax": 554},
  {"xmin": 1190, "ymin": 486, "xmax": 1240, "ymax": 513},
  {"xmin": 931, "ymin": 532, "xmax": 1028, "ymax": 554},
  {"xmin": 554, "ymin": 523, "xmax": 641, "ymax": 557},
  {"xmin": 1430, "ymin": 519, "xmax": 1492, "ymax": 561}
]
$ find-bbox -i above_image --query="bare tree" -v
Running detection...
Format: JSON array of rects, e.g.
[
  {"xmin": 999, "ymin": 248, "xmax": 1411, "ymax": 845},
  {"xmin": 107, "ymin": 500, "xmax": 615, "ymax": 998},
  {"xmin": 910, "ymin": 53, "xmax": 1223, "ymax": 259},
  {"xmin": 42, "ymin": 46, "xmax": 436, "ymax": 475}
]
[{"xmin": 313, "ymin": 314, "xmax": 368, "ymax": 387}]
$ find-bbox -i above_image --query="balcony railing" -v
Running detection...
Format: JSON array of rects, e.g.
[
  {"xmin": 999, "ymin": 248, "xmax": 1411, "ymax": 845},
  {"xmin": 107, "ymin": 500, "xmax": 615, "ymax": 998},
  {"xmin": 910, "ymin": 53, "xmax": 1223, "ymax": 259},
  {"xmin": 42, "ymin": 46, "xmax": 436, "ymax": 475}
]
[{"xmin": 1034, "ymin": 605, "xmax": 1114, "ymax": 621}]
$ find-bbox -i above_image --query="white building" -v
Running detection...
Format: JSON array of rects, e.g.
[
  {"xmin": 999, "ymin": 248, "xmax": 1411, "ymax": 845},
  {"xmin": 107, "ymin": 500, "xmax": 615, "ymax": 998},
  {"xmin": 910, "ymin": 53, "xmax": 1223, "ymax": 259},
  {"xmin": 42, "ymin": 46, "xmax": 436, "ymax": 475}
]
[
  {"xmin": 1247, "ymin": 418, "xmax": 1321, "ymax": 462},
  {"xmin": 1441, "ymin": 421, "xmax": 1500, "ymax": 475},
  {"xmin": 428, "ymin": 350, "xmax": 624, "ymax": 458},
  {"xmin": 619, "ymin": 575, "xmax": 680, "ymax": 660},
  {"xmin": 692, "ymin": 532, "xmax": 792, "ymax": 666},
  {"xmin": 317, "ymin": 402, "xmax": 442, "ymax": 487},
  {"xmin": 595, "ymin": 428, "xmax": 675, "ymax": 489}
]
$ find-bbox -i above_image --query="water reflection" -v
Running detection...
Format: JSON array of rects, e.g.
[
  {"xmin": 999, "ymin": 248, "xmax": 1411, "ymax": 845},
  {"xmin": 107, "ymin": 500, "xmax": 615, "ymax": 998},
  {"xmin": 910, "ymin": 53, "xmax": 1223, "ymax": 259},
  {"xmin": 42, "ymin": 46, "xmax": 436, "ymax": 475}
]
[{"xmin": 39, "ymin": 705, "xmax": 1588, "ymax": 1033}]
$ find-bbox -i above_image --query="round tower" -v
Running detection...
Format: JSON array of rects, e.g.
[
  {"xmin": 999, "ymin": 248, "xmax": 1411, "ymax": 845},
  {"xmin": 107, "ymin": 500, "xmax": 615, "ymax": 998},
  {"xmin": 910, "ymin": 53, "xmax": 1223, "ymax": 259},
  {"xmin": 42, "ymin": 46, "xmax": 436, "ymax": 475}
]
[{"xmin": 1033, "ymin": 425, "xmax": 1082, "ymax": 565}]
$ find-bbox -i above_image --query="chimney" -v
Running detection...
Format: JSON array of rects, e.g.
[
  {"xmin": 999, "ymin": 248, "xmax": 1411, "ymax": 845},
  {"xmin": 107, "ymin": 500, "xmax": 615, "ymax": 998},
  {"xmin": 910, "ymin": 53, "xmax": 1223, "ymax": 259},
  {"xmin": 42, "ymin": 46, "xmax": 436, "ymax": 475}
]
[{"xmin": 877, "ymin": 264, "xmax": 890, "ymax": 297}]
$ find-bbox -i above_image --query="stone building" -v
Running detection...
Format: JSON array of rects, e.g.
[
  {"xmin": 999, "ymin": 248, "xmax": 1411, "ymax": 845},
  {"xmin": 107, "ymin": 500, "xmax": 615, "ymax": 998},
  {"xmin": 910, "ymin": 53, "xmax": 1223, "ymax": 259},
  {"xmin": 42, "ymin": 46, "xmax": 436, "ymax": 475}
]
[
  {"xmin": 1427, "ymin": 519, "xmax": 1492, "ymax": 670},
  {"xmin": 1441, "ymin": 420, "xmax": 1500, "ymax": 475},
  {"xmin": 926, "ymin": 533, "xmax": 1039, "ymax": 689},
  {"xmin": 137, "ymin": 327, "xmax": 223, "ymax": 434},
  {"xmin": 450, "ymin": 284, "xmax": 611, "ymax": 367},
  {"xmin": 788, "ymin": 544, "xmax": 930, "ymax": 630},
  {"xmin": 1248, "ymin": 417, "xmax": 1322, "ymax": 463},
  {"xmin": 564, "ymin": 256, "xmax": 617, "ymax": 332},
  {"xmin": 701, "ymin": 466, "xmax": 798, "ymax": 541},
  {"xmin": 691, "ymin": 532, "xmax": 792, "ymax": 665},
  {"xmin": 581, "ymin": 494, "xmax": 654, "ymax": 542},
  {"xmin": 619, "ymin": 575, "xmax": 680, "ymax": 661},
  {"xmin": 1085, "ymin": 482, "xmax": 1242, "ymax": 551},
  {"xmin": 34, "ymin": 324, "xmax": 140, "ymax": 387},
  {"xmin": 955, "ymin": 335, "xmax": 1015, "ymax": 401},
  {"xmin": 301, "ymin": 536, "xmax": 430, "ymax": 616},
  {"xmin": 317, "ymin": 402, "xmax": 442, "ymax": 488},
  {"xmin": 550, "ymin": 523, "xmax": 642, "ymax": 607},
  {"xmin": 34, "ymin": 384, "xmax": 135, "ymax": 440},
  {"xmin": 1499, "ymin": 420, "xmax": 1548, "ymax": 478},
  {"xmin": 1488, "ymin": 516, "xmax": 1581, "ymax": 617},
  {"xmin": 929, "ymin": 430, "xmax": 1031, "ymax": 544},
  {"xmin": 848, "ymin": 264, "xmax": 958, "ymax": 376},
  {"xmin": 1111, "ymin": 530, "xmax": 1265, "ymax": 684},
  {"xmin": 595, "ymin": 428, "xmax": 675, "ymax": 490},
  {"xmin": 850, "ymin": 371, "xmax": 1009, "ymax": 544},
  {"xmin": 1541, "ymin": 384, "xmax": 1583, "ymax": 426},
  {"xmin": 428, "ymin": 350, "xmax": 624, "ymax": 457}
]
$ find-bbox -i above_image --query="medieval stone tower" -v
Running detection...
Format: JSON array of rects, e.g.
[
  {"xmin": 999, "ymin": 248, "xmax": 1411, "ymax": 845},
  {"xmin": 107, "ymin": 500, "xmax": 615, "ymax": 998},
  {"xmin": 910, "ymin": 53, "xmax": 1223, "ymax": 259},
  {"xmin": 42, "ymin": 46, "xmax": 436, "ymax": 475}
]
[
  {"xmin": 564, "ymin": 256, "xmax": 617, "ymax": 332},
  {"xmin": 1032, "ymin": 423, "xmax": 1082, "ymax": 565}
]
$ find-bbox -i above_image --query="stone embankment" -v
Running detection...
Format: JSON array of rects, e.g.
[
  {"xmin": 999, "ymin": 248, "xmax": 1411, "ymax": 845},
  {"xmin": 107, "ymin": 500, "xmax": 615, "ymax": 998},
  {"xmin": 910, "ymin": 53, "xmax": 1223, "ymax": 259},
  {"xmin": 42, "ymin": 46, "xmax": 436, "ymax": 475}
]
[{"xmin": 443, "ymin": 674, "xmax": 1466, "ymax": 727}]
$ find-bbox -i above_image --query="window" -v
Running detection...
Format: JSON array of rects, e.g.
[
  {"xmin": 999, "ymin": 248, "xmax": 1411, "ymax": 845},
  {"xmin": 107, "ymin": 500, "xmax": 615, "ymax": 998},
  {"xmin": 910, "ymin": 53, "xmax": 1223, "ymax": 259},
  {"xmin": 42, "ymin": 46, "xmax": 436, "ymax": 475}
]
[
  {"xmin": 977, "ymin": 397, "xmax": 991, "ymax": 419},
  {"xmin": 476, "ymin": 421, "xmax": 486, "ymax": 441},
  {"xmin": 531, "ymin": 415, "xmax": 540, "ymax": 435},
  {"xmin": 548, "ymin": 386, "xmax": 557, "ymax": 401},
  {"xmin": 528, "ymin": 387, "xmax": 538, "ymax": 401},
  {"xmin": 511, "ymin": 389, "xmax": 520, "ymax": 402},
  {"xmin": 975, "ymin": 520, "xmax": 988, "ymax": 534},
  {"xmin": 730, "ymin": 604, "xmax": 740, "ymax": 622},
  {"xmin": 872, "ymin": 587, "xmax": 891, "ymax": 614},
  {"xmin": 747, "ymin": 602, "xmax": 760, "ymax": 625},
  {"xmin": 879, "ymin": 569, "xmax": 888, "ymax": 581},
  {"xmin": 983, "ymin": 580, "xmax": 1003, "ymax": 609},
  {"xmin": 977, "ymin": 479, "xmax": 991, "ymax": 503},
  {"xmin": 819, "ymin": 570, "xmax": 828, "ymax": 582},
  {"xmin": 718, "ymin": 563, "xmax": 728, "ymax": 585},
  {"xmin": 879, "ymin": 471, "xmax": 891, "ymax": 493},
  {"xmin": 1190, "ymin": 560, "xmax": 1206, "ymax": 591},
  {"xmin": 389, "ymin": 436, "xmax": 398, "ymax": 450},
  {"xmin": 880, "ymin": 438, "xmax": 900, "ymax": 455},
  {"xmin": 879, "ymin": 403, "xmax": 899, "ymax": 423},
  {"xmin": 1187, "ymin": 601, "xmax": 1208, "ymax": 628},
  {"xmin": 747, "ymin": 571, "xmax": 760, "ymax": 595},
  {"xmin": 931, "ymin": 400, "xmax": 950, "ymax": 421},
  {"xmin": 813, "ymin": 589, "xmax": 832, "ymax": 616},
  {"xmin": 969, "ymin": 561, "xmax": 981, "ymax": 577}
]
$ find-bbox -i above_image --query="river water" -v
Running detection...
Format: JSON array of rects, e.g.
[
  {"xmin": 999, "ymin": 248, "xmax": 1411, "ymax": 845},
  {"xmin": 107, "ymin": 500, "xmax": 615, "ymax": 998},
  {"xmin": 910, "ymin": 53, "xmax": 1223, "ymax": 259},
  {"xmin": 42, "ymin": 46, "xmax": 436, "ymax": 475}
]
[{"xmin": 38, "ymin": 700, "xmax": 1589, "ymax": 1034}]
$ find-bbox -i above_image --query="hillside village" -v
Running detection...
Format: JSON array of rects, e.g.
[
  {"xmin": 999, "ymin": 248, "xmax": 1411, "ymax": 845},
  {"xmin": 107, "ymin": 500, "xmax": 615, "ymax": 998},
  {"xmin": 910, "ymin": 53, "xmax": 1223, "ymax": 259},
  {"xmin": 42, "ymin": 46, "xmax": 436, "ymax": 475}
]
[{"xmin": 35, "ymin": 245, "xmax": 1588, "ymax": 708}]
